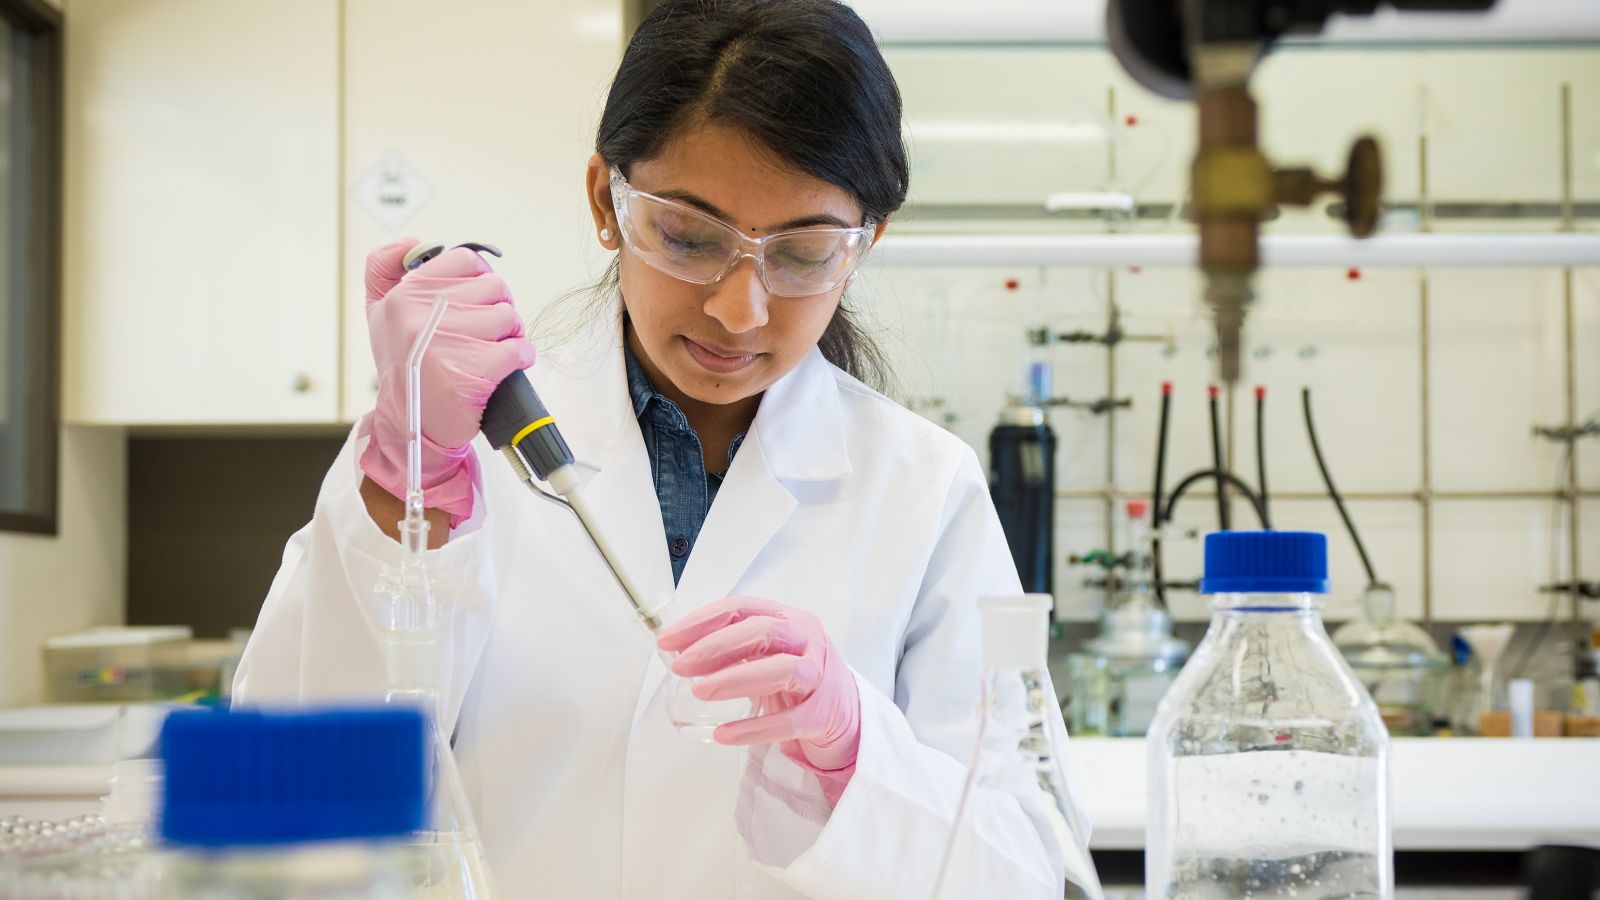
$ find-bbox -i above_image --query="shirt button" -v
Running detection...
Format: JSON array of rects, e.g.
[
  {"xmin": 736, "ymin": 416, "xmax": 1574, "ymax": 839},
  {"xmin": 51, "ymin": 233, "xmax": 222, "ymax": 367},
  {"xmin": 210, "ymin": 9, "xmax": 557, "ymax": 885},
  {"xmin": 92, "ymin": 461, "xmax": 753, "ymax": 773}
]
[{"xmin": 669, "ymin": 537, "xmax": 690, "ymax": 557}]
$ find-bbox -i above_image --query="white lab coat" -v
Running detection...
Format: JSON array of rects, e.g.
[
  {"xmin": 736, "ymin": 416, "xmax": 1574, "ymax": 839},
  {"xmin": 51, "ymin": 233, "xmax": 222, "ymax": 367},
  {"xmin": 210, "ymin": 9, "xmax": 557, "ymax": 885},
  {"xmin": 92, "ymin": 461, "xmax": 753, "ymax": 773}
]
[{"xmin": 233, "ymin": 317, "xmax": 1098, "ymax": 899}]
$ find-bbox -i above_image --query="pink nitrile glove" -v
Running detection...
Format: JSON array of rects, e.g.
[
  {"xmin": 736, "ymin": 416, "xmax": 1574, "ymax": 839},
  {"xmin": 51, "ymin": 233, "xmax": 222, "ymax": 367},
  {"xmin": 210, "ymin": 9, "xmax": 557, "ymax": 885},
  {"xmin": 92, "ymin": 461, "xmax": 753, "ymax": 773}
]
[
  {"xmin": 657, "ymin": 596, "xmax": 862, "ymax": 801},
  {"xmin": 360, "ymin": 238, "xmax": 537, "ymax": 527}
]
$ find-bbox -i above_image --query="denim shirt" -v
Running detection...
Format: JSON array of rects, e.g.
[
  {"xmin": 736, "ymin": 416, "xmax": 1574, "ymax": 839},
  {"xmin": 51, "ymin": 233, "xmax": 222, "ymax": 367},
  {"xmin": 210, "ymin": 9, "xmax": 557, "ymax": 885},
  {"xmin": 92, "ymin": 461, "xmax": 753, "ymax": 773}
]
[{"xmin": 625, "ymin": 348, "xmax": 747, "ymax": 585}]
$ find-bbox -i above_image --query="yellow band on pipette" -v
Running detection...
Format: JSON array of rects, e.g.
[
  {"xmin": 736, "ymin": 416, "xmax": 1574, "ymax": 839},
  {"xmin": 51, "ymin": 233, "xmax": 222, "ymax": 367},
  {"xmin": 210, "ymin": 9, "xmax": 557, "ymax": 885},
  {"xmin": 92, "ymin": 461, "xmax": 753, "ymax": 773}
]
[{"xmin": 511, "ymin": 417, "xmax": 555, "ymax": 446}]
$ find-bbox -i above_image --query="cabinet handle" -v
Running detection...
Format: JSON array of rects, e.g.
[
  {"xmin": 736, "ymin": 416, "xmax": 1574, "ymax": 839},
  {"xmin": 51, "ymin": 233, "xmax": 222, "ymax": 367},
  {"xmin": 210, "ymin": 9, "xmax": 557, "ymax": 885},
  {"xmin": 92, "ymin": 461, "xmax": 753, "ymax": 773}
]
[{"xmin": 292, "ymin": 373, "xmax": 314, "ymax": 394}]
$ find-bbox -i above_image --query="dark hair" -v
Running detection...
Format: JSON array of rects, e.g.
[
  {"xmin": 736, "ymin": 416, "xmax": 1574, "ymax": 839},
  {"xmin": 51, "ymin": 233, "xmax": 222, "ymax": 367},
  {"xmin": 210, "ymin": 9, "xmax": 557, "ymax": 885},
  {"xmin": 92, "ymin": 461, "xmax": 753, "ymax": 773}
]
[{"xmin": 594, "ymin": 0, "xmax": 908, "ymax": 391}]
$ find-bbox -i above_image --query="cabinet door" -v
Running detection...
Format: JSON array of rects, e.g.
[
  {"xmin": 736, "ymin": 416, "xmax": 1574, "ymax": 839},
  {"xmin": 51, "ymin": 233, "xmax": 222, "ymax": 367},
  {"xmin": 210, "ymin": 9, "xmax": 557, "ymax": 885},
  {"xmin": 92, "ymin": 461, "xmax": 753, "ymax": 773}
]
[
  {"xmin": 340, "ymin": 0, "xmax": 622, "ymax": 423},
  {"xmin": 63, "ymin": 0, "xmax": 340, "ymax": 424}
]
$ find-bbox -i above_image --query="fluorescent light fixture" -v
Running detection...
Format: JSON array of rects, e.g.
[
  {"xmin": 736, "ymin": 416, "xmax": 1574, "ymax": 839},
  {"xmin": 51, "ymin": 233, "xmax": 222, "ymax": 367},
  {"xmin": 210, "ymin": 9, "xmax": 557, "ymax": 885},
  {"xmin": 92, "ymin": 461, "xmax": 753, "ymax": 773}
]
[{"xmin": 1044, "ymin": 192, "xmax": 1136, "ymax": 214}]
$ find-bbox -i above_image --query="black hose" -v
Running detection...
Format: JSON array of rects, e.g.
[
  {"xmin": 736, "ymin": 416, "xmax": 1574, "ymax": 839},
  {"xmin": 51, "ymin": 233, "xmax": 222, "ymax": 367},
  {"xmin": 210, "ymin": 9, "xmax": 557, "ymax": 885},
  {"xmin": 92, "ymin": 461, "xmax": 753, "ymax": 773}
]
[
  {"xmin": 1165, "ymin": 468, "xmax": 1271, "ymax": 531},
  {"xmin": 1256, "ymin": 386, "xmax": 1271, "ymax": 528},
  {"xmin": 1209, "ymin": 387, "xmax": 1230, "ymax": 530},
  {"xmin": 1302, "ymin": 388, "xmax": 1378, "ymax": 587},
  {"xmin": 1152, "ymin": 383, "xmax": 1173, "ymax": 608}
]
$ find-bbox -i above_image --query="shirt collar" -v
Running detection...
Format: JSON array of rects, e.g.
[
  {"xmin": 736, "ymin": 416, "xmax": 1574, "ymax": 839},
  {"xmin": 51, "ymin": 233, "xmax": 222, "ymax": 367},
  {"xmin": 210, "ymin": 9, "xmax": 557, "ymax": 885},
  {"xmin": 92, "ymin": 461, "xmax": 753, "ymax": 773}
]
[{"xmin": 624, "ymin": 344, "xmax": 691, "ymax": 428}]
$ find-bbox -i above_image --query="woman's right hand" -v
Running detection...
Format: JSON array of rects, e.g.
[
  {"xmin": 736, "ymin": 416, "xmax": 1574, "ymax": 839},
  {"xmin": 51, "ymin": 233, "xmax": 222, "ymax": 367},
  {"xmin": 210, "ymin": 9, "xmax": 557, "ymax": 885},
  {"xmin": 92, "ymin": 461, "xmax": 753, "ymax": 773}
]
[{"xmin": 358, "ymin": 238, "xmax": 537, "ymax": 529}]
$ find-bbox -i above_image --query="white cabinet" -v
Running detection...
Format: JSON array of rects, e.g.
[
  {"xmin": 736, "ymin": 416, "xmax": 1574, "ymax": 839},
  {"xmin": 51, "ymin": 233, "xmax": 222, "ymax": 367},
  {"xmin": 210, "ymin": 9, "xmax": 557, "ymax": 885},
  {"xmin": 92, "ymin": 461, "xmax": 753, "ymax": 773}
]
[
  {"xmin": 63, "ymin": 0, "xmax": 341, "ymax": 424},
  {"xmin": 62, "ymin": 0, "xmax": 622, "ymax": 426},
  {"xmin": 338, "ymin": 0, "xmax": 621, "ymax": 423}
]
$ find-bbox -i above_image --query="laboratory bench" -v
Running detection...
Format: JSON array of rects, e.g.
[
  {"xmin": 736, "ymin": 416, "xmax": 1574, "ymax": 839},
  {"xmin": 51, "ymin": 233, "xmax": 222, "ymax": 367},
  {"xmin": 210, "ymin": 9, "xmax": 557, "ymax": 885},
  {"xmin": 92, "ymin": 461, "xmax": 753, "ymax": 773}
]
[{"xmin": 1069, "ymin": 737, "xmax": 1600, "ymax": 852}]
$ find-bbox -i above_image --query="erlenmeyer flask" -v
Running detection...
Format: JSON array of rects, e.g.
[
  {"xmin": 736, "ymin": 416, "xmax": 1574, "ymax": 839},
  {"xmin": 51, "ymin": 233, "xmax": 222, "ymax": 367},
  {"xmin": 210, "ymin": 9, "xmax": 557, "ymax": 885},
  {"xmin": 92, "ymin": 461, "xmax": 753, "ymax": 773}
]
[{"xmin": 641, "ymin": 591, "xmax": 754, "ymax": 742}]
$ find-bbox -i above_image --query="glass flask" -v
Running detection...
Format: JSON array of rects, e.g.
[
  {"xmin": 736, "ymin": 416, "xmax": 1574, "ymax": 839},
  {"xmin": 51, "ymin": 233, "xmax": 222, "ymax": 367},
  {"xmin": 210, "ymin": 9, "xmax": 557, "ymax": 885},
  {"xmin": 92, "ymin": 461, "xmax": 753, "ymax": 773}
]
[
  {"xmin": 378, "ymin": 518, "xmax": 498, "ymax": 899},
  {"xmin": 934, "ymin": 594, "xmax": 1105, "ymax": 900},
  {"xmin": 644, "ymin": 592, "xmax": 755, "ymax": 742},
  {"xmin": 1331, "ymin": 584, "xmax": 1448, "ymax": 736},
  {"xmin": 160, "ymin": 708, "xmax": 423, "ymax": 899},
  {"xmin": 1146, "ymin": 532, "xmax": 1392, "ymax": 900}
]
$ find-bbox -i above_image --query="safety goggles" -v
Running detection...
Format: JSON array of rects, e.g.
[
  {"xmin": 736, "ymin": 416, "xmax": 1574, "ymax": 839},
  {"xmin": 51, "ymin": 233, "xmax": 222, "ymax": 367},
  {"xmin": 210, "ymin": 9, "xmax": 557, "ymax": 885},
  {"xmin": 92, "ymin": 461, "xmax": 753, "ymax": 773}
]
[{"xmin": 609, "ymin": 166, "xmax": 875, "ymax": 298}]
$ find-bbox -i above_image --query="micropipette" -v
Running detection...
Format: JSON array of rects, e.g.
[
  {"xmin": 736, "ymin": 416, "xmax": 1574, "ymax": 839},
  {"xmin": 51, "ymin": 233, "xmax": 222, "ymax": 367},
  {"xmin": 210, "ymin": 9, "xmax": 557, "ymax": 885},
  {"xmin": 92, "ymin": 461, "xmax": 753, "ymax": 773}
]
[{"xmin": 401, "ymin": 241, "xmax": 666, "ymax": 635}]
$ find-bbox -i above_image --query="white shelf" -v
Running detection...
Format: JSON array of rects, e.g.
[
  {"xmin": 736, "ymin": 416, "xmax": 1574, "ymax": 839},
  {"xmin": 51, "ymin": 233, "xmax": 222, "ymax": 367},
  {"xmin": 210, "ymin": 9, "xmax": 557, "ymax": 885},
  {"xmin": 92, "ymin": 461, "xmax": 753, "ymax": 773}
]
[
  {"xmin": 1070, "ymin": 737, "xmax": 1600, "ymax": 851},
  {"xmin": 867, "ymin": 232, "xmax": 1600, "ymax": 269}
]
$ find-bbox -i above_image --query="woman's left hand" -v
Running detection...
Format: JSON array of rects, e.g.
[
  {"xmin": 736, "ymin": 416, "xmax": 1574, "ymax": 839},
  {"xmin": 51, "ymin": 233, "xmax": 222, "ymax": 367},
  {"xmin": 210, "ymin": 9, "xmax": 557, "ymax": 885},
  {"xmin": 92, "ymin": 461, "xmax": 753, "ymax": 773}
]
[{"xmin": 657, "ymin": 596, "xmax": 861, "ymax": 776}]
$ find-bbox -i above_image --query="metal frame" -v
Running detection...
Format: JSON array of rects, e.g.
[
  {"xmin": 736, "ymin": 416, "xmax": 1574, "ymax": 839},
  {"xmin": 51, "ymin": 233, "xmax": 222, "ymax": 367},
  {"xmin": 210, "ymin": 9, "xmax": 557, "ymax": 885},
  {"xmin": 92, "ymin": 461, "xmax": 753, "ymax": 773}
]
[
  {"xmin": 0, "ymin": 0, "xmax": 63, "ymax": 534},
  {"xmin": 1081, "ymin": 83, "xmax": 1591, "ymax": 632}
]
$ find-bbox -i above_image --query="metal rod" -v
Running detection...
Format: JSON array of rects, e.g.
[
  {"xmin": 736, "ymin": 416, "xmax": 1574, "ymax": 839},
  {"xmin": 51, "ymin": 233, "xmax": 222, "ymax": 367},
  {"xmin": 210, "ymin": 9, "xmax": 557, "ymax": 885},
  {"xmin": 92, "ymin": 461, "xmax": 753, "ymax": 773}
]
[
  {"xmin": 1054, "ymin": 488, "xmax": 1599, "ymax": 501},
  {"xmin": 1416, "ymin": 86, "xmax": 1437, "ymax": 626},
  {"xmin": 1419, "ymin": 274, "xmax": 1435, "ymax": 625},
  {"xmin": 1560, "ymin": 83, "xmax": 1575, "ymax": 233},
  {"xmin": 1105, "ymin": 270, "xmax": 1119, "ymax": 560},
  {"xmin": 1565, "ymin": 267, "xmax": 1584, "ymax": 664}
]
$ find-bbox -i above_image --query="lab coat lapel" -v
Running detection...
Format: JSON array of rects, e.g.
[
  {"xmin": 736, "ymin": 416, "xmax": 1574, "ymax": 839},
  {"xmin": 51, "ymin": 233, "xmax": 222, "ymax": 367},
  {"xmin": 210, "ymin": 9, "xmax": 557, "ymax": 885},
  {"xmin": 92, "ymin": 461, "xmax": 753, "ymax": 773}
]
[
  {"xmin": 533, "ymin": 319, "xmax": 675, "ymax": 633},
  {"xmin": 674, "ymin": 347, "xmax": 852, "ymax": 612}
]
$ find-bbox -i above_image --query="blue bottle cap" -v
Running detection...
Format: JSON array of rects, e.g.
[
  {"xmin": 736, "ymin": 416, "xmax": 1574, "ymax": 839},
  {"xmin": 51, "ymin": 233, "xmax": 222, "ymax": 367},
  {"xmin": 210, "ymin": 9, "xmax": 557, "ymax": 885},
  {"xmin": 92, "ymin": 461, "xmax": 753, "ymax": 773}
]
[
  {"xmin": 1200, "ymin": 531, "xmax": 1329, "ymax": 595},
  {"xmin": 161, "ymin": 707, "xmax": 425, "ymax": 847}
]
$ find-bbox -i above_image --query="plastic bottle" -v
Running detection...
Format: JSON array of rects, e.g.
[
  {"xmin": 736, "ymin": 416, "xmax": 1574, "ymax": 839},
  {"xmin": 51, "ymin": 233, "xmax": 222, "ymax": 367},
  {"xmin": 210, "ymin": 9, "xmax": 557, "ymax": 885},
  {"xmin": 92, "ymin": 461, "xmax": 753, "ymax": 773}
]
[
  {"xmin": 1146, "ymin": 532, "xmax": 1392, "ymax": 899},
  {"xmin": 160, "ymin": 707, "xmax": 426, "ymax": 898}
]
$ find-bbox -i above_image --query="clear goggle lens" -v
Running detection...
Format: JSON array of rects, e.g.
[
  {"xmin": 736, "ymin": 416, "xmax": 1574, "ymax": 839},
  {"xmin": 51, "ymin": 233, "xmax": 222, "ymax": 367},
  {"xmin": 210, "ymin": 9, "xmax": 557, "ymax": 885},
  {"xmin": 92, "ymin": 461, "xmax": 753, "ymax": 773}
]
[{"xmin": 612, "ymin": 170, "xmax": 873, "ymax": 298}]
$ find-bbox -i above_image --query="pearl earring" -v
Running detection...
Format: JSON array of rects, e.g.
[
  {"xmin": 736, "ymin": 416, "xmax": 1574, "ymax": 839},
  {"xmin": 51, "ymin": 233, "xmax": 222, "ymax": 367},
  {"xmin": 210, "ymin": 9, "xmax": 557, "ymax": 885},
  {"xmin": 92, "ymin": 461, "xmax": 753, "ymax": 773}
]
[{"xmin": 600, "ymin": 227, "xmax": 614, "ymax": 242}]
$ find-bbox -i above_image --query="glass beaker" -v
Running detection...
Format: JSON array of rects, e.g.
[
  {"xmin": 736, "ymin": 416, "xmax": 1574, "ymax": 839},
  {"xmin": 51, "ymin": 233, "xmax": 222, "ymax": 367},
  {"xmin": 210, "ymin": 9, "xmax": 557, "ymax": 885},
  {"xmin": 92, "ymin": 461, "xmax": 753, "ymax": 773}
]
[
  {"xmin": 646, "ymin": 592, "xmax": 756, "ymax": 742},
  {"xmin": 1146, "ymin": 532, "xmax": 1392, "ymax": 900}
]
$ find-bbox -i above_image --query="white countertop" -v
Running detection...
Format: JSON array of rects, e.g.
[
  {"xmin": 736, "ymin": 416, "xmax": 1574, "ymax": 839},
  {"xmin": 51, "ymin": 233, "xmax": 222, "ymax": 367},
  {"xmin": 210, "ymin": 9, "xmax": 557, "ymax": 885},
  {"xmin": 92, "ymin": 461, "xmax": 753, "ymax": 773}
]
[
  {"xmin": 6, "ymin": 735, "xmax": 1597, "ymax": 852},
  {"xmin": 1071, "ymin": 737, "xmax": 1600, "ymax": 851}
]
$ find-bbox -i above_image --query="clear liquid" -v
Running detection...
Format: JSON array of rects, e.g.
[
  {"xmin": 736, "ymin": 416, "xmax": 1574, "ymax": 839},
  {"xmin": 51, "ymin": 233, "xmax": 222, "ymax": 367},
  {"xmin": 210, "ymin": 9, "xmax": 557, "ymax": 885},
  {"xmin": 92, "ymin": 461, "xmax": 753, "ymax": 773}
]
[
  {"xmin": 382, "ymin": 629, "xmax": 441, "ymax": 696},
  {"xmin": 1159, "ymin": 850, "xmax": 1382, "ymax": 899},
  {"xmin": 1150, "ymin": 750, "xmax": 1387, "ymax": 899},
  {"xmin": 397, "ymin": 831, "xmax": 494, "ymax": 900}
]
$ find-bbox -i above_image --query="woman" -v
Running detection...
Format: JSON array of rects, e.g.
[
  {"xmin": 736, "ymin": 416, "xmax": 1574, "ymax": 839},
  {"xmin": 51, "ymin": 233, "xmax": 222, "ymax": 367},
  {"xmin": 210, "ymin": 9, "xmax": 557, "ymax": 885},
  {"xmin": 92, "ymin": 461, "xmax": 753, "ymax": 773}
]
[{"xmin": 234, "ymin": 1, "xmax": 1096, "ymax": 897}]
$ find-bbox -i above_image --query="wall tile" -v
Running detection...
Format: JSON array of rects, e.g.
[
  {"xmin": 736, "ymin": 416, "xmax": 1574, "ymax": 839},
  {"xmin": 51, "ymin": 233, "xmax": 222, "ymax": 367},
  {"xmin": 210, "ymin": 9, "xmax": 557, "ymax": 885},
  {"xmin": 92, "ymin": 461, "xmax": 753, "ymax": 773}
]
[
  {"xmin": 1234, "ymin": 268, "xmax": 1424, "ymax": 495},
  {"xmin": 1421, "ymin": 50, "xmax": 1566, "ymax": 204},
  {"xmin": 1427, "ymin": 269, "xmax": 1568, "ymax": 492},
  {"xmin": 1431, "ymin": 499, "xmax": 1565, "ymax": 622},
  {"xmin": 1262, "ymin": 499, "xmax": 1427, "ymax": 624}
]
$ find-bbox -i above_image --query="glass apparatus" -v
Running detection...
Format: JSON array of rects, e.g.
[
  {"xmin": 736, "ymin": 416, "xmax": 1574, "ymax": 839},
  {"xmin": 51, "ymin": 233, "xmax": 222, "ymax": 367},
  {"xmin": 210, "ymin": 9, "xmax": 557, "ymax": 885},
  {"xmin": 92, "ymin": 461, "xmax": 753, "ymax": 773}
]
[
  {"xmin": 934, "ymin": 594, "xmax": 1104, "ymax": 900},
  {"xmin": 1331, "ymin": 585, "xmax": 1448, "ymax": 736},
  {"xmin": 375, "ymin": 292, "xmax": 497, "ymax": 898},
  {"xmin": 1146, "ymin": 532, "xmax": 1392, "ymax": 900},
  {"xmin": 1067, "ymin": 501, "xmax": 1189, "ymax": 737}
]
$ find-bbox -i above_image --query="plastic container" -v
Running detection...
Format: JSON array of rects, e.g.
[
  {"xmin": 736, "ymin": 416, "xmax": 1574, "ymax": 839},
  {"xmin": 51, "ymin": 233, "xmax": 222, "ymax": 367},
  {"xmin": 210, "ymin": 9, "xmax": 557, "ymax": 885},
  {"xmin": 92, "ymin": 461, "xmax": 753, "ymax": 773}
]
[
  {"xmin": 161, "ymin": 707, "xmax": 426, "ymax": 898},
  {"xmin": 1146, "ymin": 532, "xmax": 1392, "ymax": 899},
  {"xmin": 44, "ymin": 627, "xmax": 193, "ymax": 703}
]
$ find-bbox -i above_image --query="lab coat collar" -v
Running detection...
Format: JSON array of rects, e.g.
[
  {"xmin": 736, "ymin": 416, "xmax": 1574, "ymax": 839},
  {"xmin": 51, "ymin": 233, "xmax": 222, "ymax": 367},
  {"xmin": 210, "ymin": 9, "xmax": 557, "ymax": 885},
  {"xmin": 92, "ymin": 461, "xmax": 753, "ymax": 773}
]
[
  {"xmin": 543, "ymin": 314, "xmax": 853, "ymax": 486},
  {"xmin": 747, "ymin": 346, "xmax": 853, "ymax": 483}
]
